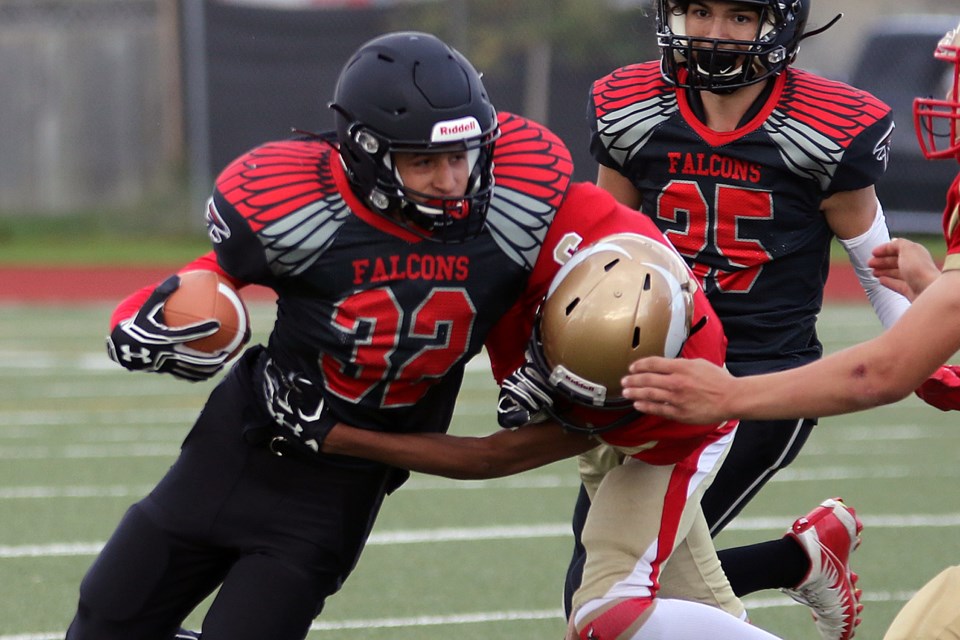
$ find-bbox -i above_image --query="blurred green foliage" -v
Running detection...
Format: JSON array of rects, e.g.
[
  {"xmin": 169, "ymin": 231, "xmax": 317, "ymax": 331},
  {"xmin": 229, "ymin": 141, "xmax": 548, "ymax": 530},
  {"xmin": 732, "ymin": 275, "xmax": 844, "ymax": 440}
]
[
  {"xmin": 0, "ymin": 183, "xmax": 209, "ymax": 266},
  {"xmin": 405, "ymin": 0, "xmax": 658, "ymax": 72}
]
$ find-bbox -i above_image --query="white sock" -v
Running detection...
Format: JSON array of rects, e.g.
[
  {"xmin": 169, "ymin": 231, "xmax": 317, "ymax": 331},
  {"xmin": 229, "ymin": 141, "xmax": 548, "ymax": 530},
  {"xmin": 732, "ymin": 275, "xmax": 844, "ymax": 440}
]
[{"xmin": 629, "ymin": 599, "xmax": 780, "ymax": 639}]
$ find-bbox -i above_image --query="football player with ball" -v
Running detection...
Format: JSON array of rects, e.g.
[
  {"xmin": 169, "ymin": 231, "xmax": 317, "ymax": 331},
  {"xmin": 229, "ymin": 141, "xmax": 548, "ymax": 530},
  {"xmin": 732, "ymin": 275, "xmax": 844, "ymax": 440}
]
[{"xmin": 68, "ymin": 31, "xmax": 778, "ymax": 640}]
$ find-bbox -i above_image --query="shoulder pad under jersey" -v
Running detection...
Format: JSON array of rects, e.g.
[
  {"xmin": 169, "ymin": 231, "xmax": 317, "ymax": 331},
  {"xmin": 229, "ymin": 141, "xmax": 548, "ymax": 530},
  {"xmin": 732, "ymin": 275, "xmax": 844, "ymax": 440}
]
[
  {"xmin": 591, "ymin": 61, "xmax": 679, "ymax": 168},
  {"xmin": 764, "ymin": 69, "xmax": 894, "ymax": 192},
  {"xmin": 485, "ymin": 112, "xmax": 574, "ymax": 271},
  {"xmin": 210, "ymin": 139, "xmax": 350, "ymax": 280}
]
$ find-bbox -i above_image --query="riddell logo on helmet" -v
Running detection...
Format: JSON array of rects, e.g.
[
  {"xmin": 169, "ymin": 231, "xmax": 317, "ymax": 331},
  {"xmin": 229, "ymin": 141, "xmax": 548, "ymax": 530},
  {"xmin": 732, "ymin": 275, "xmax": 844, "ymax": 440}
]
[{"xmin": 431, "ymin": 117, "xmax": 481, "ymax": 142}]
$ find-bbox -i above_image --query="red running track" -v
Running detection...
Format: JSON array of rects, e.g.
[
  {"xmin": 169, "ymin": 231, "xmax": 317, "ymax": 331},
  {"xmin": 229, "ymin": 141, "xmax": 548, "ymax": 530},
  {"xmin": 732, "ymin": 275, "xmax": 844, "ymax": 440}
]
[{"xmin": 0, "ymin": 266, "xmax": 277, "ymax": 304}]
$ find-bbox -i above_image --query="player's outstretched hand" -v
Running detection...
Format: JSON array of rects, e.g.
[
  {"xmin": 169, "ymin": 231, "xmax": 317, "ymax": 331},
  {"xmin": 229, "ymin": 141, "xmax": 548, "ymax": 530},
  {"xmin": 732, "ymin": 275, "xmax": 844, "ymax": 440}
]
[
  {"xmin": 869, "ymin": 238, "xmax": 940, "ymax": 302},
  {"xmin": 620, "ymin": 356, "xmax": 735, "ymax": 424},
  {"xmin": 106, "ymin": 275, "xmax": 228, "ymax": 382},
  {"xmin": 497, "ymin": 357, "xmax": 554, "ymax": 428}
]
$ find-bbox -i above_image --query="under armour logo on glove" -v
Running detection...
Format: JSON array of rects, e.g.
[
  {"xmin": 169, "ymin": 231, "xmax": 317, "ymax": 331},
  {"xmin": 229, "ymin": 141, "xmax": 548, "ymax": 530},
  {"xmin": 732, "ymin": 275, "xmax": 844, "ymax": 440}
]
[
  {"xmin": 497, "ymin": 359, "xmax": 554, "ymax": 429},
  {"xmin": 115, "ymin": 344, "xmax": 154, "ymax": 365},
  {"xmin": 106, "ymin": 274, "xmax": 229, "ymax": 382}
]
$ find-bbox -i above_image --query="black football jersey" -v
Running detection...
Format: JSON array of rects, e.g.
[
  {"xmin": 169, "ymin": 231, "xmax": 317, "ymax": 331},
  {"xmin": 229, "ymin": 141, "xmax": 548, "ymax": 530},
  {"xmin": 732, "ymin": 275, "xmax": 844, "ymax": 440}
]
[
  {"xmin": 207, "ymin": 113, "xmax": 573, "ymax": 433},
  {"xmin": 589, "ymin": 62, "xmax": 894, "ymax": 374}
]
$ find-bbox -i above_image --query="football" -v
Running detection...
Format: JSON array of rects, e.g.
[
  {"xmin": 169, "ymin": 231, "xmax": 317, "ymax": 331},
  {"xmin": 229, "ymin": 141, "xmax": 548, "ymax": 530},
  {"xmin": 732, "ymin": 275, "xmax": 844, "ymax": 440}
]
[{"xmin": 162, "ymin": 270, "xmax": 251, "ymax": 360}]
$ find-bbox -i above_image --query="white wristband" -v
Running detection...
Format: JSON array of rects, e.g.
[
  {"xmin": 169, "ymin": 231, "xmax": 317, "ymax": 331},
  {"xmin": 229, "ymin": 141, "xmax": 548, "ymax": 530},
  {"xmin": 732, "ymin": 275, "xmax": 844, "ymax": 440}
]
[{"xmin": 838, "ymin": 202, "xmax": 910, "ymax": 329}]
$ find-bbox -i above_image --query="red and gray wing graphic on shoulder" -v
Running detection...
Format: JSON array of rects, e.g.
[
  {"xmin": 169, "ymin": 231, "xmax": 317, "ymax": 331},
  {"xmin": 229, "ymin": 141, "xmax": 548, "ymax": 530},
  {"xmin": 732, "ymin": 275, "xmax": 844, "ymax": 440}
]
[
  {"xmin": 214, "ymin": 140, "xmax": 350, "ymax": 277},
  {"xmin": 484, "ymin": 113, "xmax": 574, "ymax": 271},
  {"xmin": 764, "ymin": 71, "xmax": 893, "ymax": 190},
  {"xmin": 592, "ymin": 63, "xmax": 679, "ymax": 167}
]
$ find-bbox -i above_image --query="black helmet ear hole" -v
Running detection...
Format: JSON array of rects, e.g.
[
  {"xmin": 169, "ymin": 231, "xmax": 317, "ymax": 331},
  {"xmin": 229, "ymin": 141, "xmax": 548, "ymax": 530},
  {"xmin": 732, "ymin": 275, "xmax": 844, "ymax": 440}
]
[{"xmin": 353, "ymin": 129, "xmax": 381, "ymax": 154}]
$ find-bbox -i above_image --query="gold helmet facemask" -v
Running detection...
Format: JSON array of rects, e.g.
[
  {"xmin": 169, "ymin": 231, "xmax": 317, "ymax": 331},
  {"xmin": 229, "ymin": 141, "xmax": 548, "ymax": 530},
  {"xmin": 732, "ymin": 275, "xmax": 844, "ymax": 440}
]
[{"xmin": 528, "ymin": 233, "xmax": 701, "ymax": 434}]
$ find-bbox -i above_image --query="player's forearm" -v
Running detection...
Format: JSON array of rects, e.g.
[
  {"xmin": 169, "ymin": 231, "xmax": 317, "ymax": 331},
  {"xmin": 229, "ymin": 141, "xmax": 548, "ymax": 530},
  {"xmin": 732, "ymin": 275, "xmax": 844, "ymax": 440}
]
[
  {"xmin": 727, "ymin": 274, "xmax": 960, "ymax": 418},
  {"xmin": 731, "ymin": 329, "xmax": 950, "ymax": 419},
  {"xmin": 837, "ymin": 202, "xmax": 910, "ymax": 329},
  {"xmin": 323, "ymin": 421, "xmax": 593, "ymax": 480},
  {"xmin": 720, "ymin": 353, "xmax": 903, "ymax": 419}
]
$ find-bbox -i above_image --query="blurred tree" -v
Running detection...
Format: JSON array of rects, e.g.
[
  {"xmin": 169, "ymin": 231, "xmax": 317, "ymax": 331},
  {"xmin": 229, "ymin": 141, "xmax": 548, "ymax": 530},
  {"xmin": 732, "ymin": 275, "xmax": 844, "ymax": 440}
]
[
  {"xmin": 402, "ymin": 0, "xmax": 657, "ymax": 124},
  {"xmin": 408, "ymin": 0, "xmax": 656, "ymax": 69}
]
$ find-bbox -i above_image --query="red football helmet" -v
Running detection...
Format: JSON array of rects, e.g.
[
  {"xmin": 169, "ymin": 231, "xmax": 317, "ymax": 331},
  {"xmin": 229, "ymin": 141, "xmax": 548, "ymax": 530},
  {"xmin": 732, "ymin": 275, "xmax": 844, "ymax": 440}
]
[{"xmin": 914, "ymin": 21, "xmax": 960, "ymax": 161}]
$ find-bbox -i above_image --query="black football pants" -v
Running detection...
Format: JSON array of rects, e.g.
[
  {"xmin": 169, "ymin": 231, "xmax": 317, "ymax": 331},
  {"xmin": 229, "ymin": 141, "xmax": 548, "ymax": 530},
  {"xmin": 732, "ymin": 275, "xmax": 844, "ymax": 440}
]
[{"xmin": 65, "ymin": 351, "xmax": 391, "ymax": 640}]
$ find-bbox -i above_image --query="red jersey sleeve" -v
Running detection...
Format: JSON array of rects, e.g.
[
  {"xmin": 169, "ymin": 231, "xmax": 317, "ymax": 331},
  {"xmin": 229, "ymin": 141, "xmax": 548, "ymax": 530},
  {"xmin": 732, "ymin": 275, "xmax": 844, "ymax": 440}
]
[{"xmin": 942, "ymin": 173, "xmax": 960, "ymax": 272}]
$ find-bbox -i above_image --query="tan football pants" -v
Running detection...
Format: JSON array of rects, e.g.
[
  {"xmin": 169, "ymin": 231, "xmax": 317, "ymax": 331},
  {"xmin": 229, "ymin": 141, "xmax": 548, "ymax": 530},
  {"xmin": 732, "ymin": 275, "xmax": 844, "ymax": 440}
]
[
  {"xmin": 883, "ymin": 564, "xmax": 960, "ymax": 640},
  {"xmin": 571, "ymin": 439, "xmax": 744, "ymax": 625}
]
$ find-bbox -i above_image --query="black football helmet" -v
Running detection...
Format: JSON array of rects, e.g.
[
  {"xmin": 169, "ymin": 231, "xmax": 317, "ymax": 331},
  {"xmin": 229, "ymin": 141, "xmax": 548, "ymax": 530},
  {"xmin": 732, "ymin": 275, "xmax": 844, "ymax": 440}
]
[
  {"xmin": 330, "ymin": 31, "xmax": 500, "ymax": 243},
  {"xmin": 657, "ymin": 0, "xmax": 809, "ymax": 92}
]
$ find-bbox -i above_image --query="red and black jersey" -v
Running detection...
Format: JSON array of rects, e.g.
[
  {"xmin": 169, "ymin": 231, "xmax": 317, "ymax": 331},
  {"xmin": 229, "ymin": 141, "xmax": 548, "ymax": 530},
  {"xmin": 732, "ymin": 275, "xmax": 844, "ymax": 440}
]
[
  {"xmin": 589, "ymin": 62, "xmax": 895, "ymax": 374},
  {"xmin": 486, "ymin": 182, "xmax": 735, "ymax": 465},
  {"xmin": 205, "ymin": 112, "xmax": 572, "ymax": 434},
  {"xmin": 942, "ymin": 173, "xmax": 960, "ymax": 272}
]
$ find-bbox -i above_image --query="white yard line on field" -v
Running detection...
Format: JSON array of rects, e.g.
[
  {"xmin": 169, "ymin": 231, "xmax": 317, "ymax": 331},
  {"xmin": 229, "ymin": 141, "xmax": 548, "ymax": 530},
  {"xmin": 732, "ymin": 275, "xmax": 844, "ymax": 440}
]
[
  {"xmin": 3, "ymin": 513, "xmax": 960, "ymax": 560},
  {"xmin": 0, "ymin": 590, "xmax": 924, "ymax": 640}
]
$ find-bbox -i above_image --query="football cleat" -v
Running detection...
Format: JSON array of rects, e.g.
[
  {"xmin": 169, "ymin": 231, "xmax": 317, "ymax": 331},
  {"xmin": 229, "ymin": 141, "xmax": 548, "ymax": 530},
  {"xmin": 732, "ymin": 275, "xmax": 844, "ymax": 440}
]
[
  {"xmin": 782, "ymin": 497, "xmax": 864, "ymax": 640},
  {"xmin": 174, "ymin": 630, "xmax": 200, "ymax": 640}
]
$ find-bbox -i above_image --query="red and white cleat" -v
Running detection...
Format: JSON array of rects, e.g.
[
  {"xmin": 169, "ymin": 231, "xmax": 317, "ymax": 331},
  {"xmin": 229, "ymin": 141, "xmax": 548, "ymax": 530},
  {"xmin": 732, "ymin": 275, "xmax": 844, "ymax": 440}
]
[{"xmin": 782, "ymin": 497, "xmax": 864, "ymax": 640}]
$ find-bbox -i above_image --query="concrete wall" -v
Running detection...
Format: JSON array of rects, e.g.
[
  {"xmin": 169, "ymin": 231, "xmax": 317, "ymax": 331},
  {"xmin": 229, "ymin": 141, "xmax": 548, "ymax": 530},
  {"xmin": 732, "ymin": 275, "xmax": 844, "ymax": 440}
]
[{"xmin": 0, "ymin": 0, "xmax": 178, "ymax": 214}]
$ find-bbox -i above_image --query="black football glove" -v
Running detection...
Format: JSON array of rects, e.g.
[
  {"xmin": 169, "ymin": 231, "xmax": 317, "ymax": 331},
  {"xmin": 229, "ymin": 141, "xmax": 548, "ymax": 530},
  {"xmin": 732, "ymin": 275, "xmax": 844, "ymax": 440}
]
[
  {"xmin": 106, "ymin": 275, "xmax": 227, "ymax": 382},
  {"xmin": 497, "ymin": 357, "xmax": 554, "ymax": 428},
  {"xmin": 260, "ymin": 358, "xmax": 336, "ymax": 454}
]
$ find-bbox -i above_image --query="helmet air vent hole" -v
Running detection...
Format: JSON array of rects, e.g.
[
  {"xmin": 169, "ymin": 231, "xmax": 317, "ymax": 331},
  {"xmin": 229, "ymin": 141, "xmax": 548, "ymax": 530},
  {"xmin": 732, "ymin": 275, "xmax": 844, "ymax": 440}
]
[
  {"xmin": 377, "ymin": 53, "xmax": 395, "ymax": 62},
  {"xmin": 642, "ymin": 273, "xmax": 652, "ymax": 290},
  {"xmin": 565, "ymin": 298, "xmax": 581, "ymax": 316},
  {"xmin": 632, "ymin": 327, "xmax": 641, "ymax": 348},
  {"xmin": 603, "ymin": 258, "xmax": 620, "ymax": 271}
]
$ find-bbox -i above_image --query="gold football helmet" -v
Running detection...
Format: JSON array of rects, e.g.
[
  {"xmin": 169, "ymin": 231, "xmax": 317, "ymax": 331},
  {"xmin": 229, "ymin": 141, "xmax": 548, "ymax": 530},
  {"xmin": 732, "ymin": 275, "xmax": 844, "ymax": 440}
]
[{"xmin": 530, "ymin": 233, "xmax": 696, "ymax": 420}]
